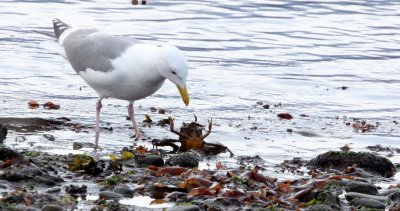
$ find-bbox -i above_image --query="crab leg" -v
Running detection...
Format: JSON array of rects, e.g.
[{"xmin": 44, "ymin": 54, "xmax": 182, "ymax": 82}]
[
  {"xmin": 170, "ymin": 118, "xmax": 190, "ymax": 139},
  {"xmin": 202, "ymin": 118, "xmax": 213, "ymax": 139}
]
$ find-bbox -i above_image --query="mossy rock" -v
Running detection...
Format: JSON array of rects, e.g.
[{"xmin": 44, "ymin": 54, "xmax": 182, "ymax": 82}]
[{"xmin": 307, "ymin": 151, "xmax": 395, "ymax": 177}]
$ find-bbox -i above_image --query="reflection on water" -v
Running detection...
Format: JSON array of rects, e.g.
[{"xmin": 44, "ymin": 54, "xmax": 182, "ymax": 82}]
[{"xmin": 0, "ymin": 0, "xmax": 399, "ymax": 170}]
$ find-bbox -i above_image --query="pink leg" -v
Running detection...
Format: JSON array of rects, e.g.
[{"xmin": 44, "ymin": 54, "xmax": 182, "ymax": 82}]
[
  {"xmin": 128, "ymin": 101, "xmax": 143, "ymax": 140},
  {"xmin": 95, "ymin": 98, "xmax": 103, "ymax": 148}
]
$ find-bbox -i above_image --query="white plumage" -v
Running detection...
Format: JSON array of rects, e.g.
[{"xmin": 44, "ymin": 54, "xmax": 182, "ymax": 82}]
[{"xmin": 41, "ymin": 19, "xmax": 190, "ymax": 147}]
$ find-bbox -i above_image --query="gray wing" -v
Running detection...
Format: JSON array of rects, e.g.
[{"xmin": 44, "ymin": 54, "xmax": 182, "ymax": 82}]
[{"xmin": 62, "ymin": 29, "xmax": 141, "ymax": 73}]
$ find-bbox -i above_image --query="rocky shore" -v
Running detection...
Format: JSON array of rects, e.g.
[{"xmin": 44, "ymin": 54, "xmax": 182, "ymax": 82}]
[{"xmin": 1, "ymin": 119, "xmax": 400, "ymax": 210}]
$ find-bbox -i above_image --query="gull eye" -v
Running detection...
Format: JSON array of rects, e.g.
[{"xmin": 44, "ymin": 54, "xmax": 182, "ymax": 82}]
[{"xmin": 172, "ymin": 70, "xmax": 177, "ymax": 75}]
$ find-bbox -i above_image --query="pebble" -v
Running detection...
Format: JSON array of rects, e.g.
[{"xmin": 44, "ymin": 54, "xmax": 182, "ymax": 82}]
[
  {"xmin": 41, "ymin": 204, "xmax": 64, "ymax": 211},
  {"xmin": 99, "ymin": 191, "xmax": 123, "ymax": 200}
]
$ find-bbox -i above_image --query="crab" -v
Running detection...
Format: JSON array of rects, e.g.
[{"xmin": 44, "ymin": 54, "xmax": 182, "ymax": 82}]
[{"xmin": 152, "ymin": 115, "xmax": 233, "ymax": 156}]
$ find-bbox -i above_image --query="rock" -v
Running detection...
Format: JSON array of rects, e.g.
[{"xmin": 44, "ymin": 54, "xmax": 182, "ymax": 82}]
[
  {"xmin": 167, "ymin": 205, "xmax": 201, "ymax": 211},
  {"xmin": 297, "ymin": 190, "xmax": 319, "ymax": 203},
  {"xmin": 345, "ymin": 192, "xmax": 388, "ymax": 202},
  {"xmin": 4, "ymin": 194, "xmax": 23, "ymax": 203},
  {"xmin": 165, "ymin": 191, "xmax": 190, "ymax": 202},
  {"xmin": 165, "ymin": 152, "xmax": 201, "ymax": 168},
  {"xmin": 0, "ymin": 124, "xmax": 7, "ymax": 143},
  {"xmin": 350, "ymin": 198, "xmax": 385, "ymax": 209},
  {"xmin": 2, "ymin": 172, "xmax": 26, "ymax": 181},
  {"xmin": 43, "ymin": 134, "xmax": 55, "ymax": 141},
  {"xmin": 307, "ymin": 151, "xmax": 396, "ymax": 177},
  {"xmin": 72, "ymin": 142, "xmax": 83, "ymax": 150},
  {"xmin": 91, "ymin": 200, "xmax": 128, "ymax": 211},
  {"xmin": 317, "ymin": 190, "xmax": 340, "ymax": 208},
  {"xmin": 41, "ymin": 204, "xmax": 64, "ymax": 211},
  {"xmin": 46, "ymin": 187, "xmax": 62, "ymax": 193},
  {"xmin": 21, "ymin": 167, "xmax": 43, "ymax": 177},
  {"xmin": 352, "ymin": 168, "xmax": 376, "ymax": 178},
  {"xmin": 0, "ymin": 117, "xmax": 69, "ymax": 132},
  {"xmin": 389, "ymin": 190, "xmax": 400, "ymax": 202},
  {"xmin": 99, "ymin": 191, "xmax": 123, "ymax": 200},
  {"xmin": 113, "ymin": 186, "xmax": 134, "ymax": 197},
  {"xmin": 34, "ymin": 174, "xmax": 64, "ymax": 186},
  {"xmin": 136, "ymin": 154, "xmax": 164, "ymax": 167},
  {"xmin": 65, "ymin": 185, "xmax": 87, "ymax": 195},
  {"xmin": 345, "ymin": 181, "xmax": 378, "ymax": 195},
  {"xmin": 307, "ymin": 204, "xmax": 333, "ymax": 211},
  {"xmin": 277, "ymin": 113, "xmax": 293, "ymax": 120},
  {"xmin": 72, "ymin": 142, "xmax": 95, "ymax": 150},
  {"xmin": 389, "ymin": 203, "xmax": 400, "ymax": 211},
  {"xmin": 380, "ymin": 188, "xmax": 400, "ymax": 196},
  {"xmin": 0, "ymin": 147, "xmax": 22, "ymax": 160},
  {"xmin": 17, "ymin": 205, "xmax": 36, "ymax": 211}
]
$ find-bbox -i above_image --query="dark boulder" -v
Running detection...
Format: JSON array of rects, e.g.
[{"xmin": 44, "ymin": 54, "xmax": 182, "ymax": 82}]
[{"xmin": 307, "ymin": 151, "xmax": 395, "ymax": 177}]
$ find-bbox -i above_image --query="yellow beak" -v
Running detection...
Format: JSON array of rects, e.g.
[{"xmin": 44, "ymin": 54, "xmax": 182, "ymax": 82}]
[{"xmin": 177, "ymin": 85, "xmax": 189, "ymax": 106}]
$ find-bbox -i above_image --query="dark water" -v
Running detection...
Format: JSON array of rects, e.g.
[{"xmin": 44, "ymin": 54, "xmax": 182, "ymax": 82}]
[{"xmin": 1, "ymin": 0, "xmax": 400, "ymax": 203}]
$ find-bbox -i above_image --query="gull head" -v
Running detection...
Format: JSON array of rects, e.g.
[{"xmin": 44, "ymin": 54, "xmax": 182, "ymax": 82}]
[{"xmin": 157, "ymin": 45, "xmax": 189, "ymax": 106}]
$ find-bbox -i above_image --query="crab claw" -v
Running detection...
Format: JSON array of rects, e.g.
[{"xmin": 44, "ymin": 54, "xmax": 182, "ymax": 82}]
[{"xmin": 169, "ymin": 118, "xmax": 188, "ymax": 138}]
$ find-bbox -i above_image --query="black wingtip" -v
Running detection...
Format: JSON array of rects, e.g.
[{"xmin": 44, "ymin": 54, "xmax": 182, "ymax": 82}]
[{"xmin": 52, "ymin": 19, "xmax": 71, "ymax": 40}]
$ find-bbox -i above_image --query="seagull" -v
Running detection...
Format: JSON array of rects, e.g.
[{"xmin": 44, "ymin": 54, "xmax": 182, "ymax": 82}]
[{"xmin": 40, "ymin": 19, "xmax": 189, "ymax": 147}]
